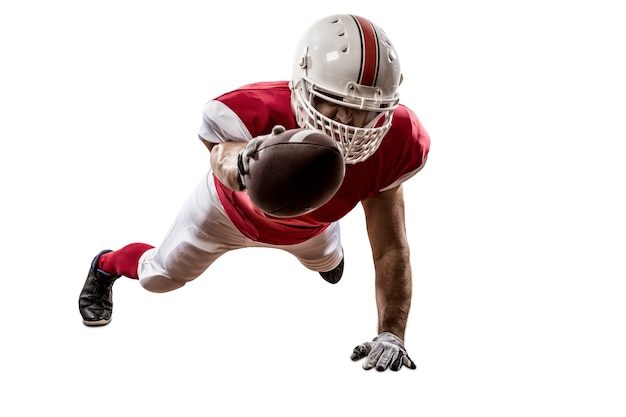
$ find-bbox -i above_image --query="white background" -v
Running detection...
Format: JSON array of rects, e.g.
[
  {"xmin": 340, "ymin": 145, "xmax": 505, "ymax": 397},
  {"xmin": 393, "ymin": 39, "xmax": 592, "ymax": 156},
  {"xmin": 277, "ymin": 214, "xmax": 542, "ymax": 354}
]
[{"xmin": 1, "ymin": 0, "xmax": 625, "ymax": 416}]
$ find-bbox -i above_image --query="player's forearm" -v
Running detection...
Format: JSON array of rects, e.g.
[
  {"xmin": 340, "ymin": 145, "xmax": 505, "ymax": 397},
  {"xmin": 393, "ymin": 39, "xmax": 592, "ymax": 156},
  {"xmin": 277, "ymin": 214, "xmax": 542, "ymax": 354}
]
[
  {"xmin": 374, "ymin": 249, "xmax": 412, "ymax": 340},
  {"xmin": 209, "ymin": 142, "xmax": 246, "ymax": 191}
]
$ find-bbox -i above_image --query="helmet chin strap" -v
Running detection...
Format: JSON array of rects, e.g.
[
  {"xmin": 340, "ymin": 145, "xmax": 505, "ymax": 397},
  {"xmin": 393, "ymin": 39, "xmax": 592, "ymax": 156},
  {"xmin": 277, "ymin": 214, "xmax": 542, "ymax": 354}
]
[{"xmin": 364, "ymin": 111, "xmax": 386, "ymax": 128}]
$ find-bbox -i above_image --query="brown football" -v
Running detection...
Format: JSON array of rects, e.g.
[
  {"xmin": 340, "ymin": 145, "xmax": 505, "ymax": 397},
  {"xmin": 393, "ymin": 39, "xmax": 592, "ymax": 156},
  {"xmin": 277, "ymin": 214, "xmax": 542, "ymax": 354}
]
[{"xmin": 245, "ymin": 129, "xmax": 345, "ymax": 218}]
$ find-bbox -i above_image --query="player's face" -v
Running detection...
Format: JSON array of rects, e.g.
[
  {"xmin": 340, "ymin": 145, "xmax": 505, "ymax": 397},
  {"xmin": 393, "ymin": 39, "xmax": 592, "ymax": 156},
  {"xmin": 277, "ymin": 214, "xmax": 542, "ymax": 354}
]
[{"xmin": 314, "ymin": 98, "xmax": 369, "ymax": 128}]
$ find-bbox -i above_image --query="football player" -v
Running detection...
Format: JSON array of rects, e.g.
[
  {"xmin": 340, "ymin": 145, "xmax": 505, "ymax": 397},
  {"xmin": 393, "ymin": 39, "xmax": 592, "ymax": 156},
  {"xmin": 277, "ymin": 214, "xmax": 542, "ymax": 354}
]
[{"xmin": 79, "ymin": 14, "xmax": 430, "ymax": 372}]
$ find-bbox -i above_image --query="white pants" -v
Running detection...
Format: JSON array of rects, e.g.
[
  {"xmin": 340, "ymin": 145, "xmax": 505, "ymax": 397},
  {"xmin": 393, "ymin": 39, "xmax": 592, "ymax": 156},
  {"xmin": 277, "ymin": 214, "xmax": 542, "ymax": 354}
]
[{"xmin": 137, "ymin": 171, "xmax": 343, "ymax": 293}]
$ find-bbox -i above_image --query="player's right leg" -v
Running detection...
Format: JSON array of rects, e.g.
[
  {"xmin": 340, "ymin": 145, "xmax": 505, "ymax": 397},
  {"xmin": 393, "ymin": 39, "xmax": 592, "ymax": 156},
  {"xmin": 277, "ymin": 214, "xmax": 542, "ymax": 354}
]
[
  {"xmin": 79, "ymin": 243, "xmax": 154, "ymax": 326},
  {"xmin": 78, "ymin": 250, "xmax": 121, "ymax": 326},
  {"xmin": 78, "ymin": 171, "xmax": 247, "ymax": 325},
  {"xmin": 136, "ymin": 171, "xmax": 248, "ymax": 292}
]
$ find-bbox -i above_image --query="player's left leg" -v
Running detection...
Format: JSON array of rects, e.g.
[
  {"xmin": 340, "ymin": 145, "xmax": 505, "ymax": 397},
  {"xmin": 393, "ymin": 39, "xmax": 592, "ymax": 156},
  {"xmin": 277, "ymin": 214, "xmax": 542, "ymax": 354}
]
[
  {"xmin": 277, "ymin": 221, "xmax": 345, "ymax": 284},
  {"xmin": 319, "ymin": 253, "xmax": 344, "ymax": 284}
]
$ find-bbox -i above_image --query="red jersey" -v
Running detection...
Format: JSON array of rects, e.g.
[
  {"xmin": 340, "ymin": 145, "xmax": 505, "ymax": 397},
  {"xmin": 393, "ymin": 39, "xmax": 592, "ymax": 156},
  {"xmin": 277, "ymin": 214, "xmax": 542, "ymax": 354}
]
[{"xmin": 207, "ymin": 81, "xmax": 430, "ymax": 245}]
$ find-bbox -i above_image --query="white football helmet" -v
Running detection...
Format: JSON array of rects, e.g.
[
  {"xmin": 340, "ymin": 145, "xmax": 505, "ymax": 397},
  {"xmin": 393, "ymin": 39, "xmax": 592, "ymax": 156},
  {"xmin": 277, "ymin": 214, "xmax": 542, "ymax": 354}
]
[{"xmin": 290, "ymin": 14, "xmax": 403, "ymax": 164}]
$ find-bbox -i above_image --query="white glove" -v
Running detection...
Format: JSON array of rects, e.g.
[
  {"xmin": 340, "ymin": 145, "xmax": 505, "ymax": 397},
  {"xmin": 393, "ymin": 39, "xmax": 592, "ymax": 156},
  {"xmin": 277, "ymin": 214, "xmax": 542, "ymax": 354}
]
[
  {"xmin": 351, "ymin": 332, "xmax": 417, "ymax": 371},
  {"xmin": 237, "ymin": 125, "xmax": 286, "ymax": 190}
]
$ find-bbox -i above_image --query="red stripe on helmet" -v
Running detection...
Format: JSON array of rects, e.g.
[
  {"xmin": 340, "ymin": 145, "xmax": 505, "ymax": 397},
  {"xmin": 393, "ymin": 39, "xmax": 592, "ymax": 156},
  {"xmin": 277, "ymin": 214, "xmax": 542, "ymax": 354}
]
[{"xmin": 352, "ymin": 15, "xmax": 379, "ymax": 86}]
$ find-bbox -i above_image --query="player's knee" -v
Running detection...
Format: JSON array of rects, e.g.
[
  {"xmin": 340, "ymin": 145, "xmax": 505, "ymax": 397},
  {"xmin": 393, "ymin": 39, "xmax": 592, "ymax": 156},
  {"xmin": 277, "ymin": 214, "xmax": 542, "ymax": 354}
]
[{"xmin": 139, "ymin": 275, "xmax": 186, "ymax": 293}]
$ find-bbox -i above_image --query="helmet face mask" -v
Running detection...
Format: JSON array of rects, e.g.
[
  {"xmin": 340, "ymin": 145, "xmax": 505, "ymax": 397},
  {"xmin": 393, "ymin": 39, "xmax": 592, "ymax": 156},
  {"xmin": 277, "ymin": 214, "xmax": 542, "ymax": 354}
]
[
  {"xmin": 290, "ymin": 14, "xmax": 402, "ymax": 164},
  {"xmin": 291, "ymin": 78, "xmax": 393, "ymax": 164}
]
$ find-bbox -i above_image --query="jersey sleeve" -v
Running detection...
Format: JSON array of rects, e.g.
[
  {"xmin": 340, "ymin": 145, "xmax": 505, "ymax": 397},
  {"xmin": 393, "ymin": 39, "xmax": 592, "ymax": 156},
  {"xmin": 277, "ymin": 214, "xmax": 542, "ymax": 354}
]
[
  {"xmin": 197, "ymin": 100, "xmax": 253, "ymax": 146},
  {"xmin": 379, "ymin": 107, "xmax": 430, "ymax": 191},
  {"xmin": 197, "ymin": 82, "xmax": 296, "ymax": 146}
]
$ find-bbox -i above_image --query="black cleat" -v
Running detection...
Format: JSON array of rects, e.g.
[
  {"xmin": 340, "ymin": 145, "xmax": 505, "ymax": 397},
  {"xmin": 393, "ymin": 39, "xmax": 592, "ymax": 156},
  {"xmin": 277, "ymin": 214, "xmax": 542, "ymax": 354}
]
[
  {"xmin": 79, "ymin": 250, "xmax": 121, "ymax": 326},
  {"xmin": 319, "ymin": 256, "xmax": 344, "ymax": 284}
]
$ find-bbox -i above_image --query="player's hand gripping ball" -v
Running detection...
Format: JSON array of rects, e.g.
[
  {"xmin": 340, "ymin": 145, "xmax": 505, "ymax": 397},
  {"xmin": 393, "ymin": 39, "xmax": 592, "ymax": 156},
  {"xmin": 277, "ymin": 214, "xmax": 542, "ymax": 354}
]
[{"xmin": 237, "ymin": 126, "xmax": 345, "ymax": 218}]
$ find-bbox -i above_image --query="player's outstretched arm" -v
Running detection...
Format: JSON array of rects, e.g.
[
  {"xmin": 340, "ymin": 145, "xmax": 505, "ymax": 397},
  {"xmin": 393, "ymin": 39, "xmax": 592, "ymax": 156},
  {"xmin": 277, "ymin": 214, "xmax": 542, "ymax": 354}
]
[
  {"xmin": 209, "ymin": 141, "xmax": 247, "ymax": 191},
  {"xmin": 210, "ymin": 126, "xmax": 287, "ymax": 192},
  {"xmin": 352, "ymin": 185, "xmax": 417, "ymax": 371}
]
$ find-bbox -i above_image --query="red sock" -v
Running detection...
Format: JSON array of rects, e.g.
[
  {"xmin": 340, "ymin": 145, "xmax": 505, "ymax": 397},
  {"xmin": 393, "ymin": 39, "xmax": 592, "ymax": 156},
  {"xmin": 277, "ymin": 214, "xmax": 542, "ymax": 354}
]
[{"xmin": 98, "ymin": 243, "xmax": 155, "ymax": 279}]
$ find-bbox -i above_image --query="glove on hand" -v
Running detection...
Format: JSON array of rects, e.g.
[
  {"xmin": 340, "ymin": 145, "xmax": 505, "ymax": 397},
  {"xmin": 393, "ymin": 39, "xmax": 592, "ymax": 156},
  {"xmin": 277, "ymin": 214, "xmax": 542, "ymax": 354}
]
[
  {"xmin": 351, "ymin": 332, "xmax": 417, "ymax": 371},
  {"xmin": 237, "ymin": 125, "xmax": 286, "ymax": 191}
]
